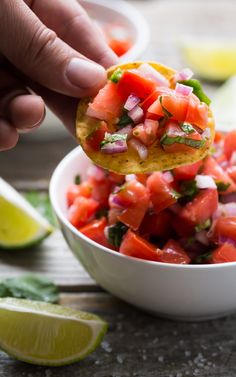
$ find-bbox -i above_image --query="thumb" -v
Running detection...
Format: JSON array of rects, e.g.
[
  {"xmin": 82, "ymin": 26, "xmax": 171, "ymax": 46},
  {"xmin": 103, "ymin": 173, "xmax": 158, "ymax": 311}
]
[{"xmin": 0, "ymin": 0, "xmax": 107, "ymax": 97}]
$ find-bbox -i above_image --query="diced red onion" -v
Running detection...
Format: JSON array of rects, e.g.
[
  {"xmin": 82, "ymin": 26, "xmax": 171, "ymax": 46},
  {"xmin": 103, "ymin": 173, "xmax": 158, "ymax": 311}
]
[
  {"xmin": 175, "ymin": 68, "xmax": 193, "ymax": 82},
  {"xmin": 87, "ymin": 165, "xmax": 106, "ymax": 181},
  {"xmin": 104, "ymin": 226, "xmax": 109, "ymax": 239},
  {"xmin": 124, "ymin": 94, "xmax": 140, "ymax": 111},
  {"xmin": 110, "ymin": 195, "xmax": 126, "ymax": 208},
  {"xmin": 175, "ymin": 83, "xmax": 193, "ymax": 97},
  {"xmin": 196, "ymin": 175, "xmax": 217, "ymax": 189},
  {"xmin": 221, "ymin": 193, "xmax": 236, "ymax": 204},
  {"xmin": 125, "ymin": 174, "xmax": 136, "ymax": 182},
  {"xmin": 128, "ymin": 105, "xmax": 144, "ymax": 124},
  {"xmin": 202, "ymin": 128, "xmax": 211, "ymax": 140},
  {"xmin": 101, "ymin": 140, "xmax": 128, "ymax": 154},
  {"xmin": 218, "ymin": 235, "xmax": 236, "ymax": 248},
  {"xmin": 230, "ymin": 151, "xmax": 236, "ymax": 165},
  {"xmin": 163, "ymin": 171, "xmax": 174, "ymax": 183},
  {"xmin": 117, "ymin": 125, "xmax": 133, "ymax": 138},
  {"xmin": 138, "ymin": 63, "xmax": 169, "ymax": 87},
  {"xmin": 195, "ymin": 230, "xmax": 210, "ymax": 246},
  {"xmin": 129, "ymin": 138, "xmax": 148, "ymax": 160}
]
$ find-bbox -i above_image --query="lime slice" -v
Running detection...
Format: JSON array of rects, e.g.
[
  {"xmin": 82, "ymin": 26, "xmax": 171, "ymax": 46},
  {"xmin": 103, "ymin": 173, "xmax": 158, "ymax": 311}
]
[
  {"xmin": 180, "ymin": 38, "xmax": 236, "ymax": 81},
  {"xmin": 0, "ymin": 298, "xmax": 108, "ymax": 366},
  {"xmin": 211, "ymin": 75, "xmax": 236, "ymax": 132},
  {"xmin": 0, "ymin": 178, "xmax": 53, "ymax": 249}
]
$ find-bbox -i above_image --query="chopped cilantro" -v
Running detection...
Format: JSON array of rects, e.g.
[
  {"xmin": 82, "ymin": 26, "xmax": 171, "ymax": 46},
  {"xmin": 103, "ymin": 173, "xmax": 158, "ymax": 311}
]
[
  {"xmin": 178, "ymin": 79, "xmax": 211, "ymax": 106},
  {"xmin": 195, "ymin": 219, "xmax": 211, "ymax": 233},
  {"xmin": 74, "ymin": 174, "xmax": 81, "ymax": 185},
  {"xmin": 108, "ymin": 222, "xmax": 128, "ymax": 248},
  {"xmin": 110, "ymin": 68, "xmax": 123, "ymax": 83},
  {"xmin": 118, "ymin": 112, "xmax": 134, "ymax": 128},
  {"xmin": 180, "ymin": 123, "xmax": 195, "ymax": 134},
  {"xmin": 216, "ymin": 181, "xmax": 230, "ymax": 192},
  {"xmin": 193, "ymin": 251, "xmax": 212, "ymax": 264},
  {"xmin": 180, "ymin": 179, "xmax": 199, "ymax": 201},
  {"xmin": 160, "ymin": 134, "xmax": 206, "ymax": 149},
  {"xmin": 100, "ymin": 133, "xmax": 127, "ymax": 147}
]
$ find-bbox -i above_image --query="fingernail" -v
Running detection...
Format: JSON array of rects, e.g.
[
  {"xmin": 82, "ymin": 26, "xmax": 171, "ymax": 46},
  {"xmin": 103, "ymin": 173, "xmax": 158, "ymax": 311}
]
[{"xmin": 66, "ymin": 58, "xmax": 106, "ymax": 88}]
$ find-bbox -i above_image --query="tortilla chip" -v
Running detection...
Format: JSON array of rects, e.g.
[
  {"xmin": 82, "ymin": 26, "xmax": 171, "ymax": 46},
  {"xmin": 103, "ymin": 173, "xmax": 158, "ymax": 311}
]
[{"xmin": 76, "ymin": 61, "xmax": 215, "ymax": 174}]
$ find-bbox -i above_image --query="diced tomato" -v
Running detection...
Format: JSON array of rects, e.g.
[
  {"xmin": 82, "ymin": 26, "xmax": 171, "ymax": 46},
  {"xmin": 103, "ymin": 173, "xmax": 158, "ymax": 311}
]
[
  {"xmin": 68, "ymin": 197, "xmax": 99, "ymax": 228},
  {"xmin": 148, "ymin": 93, "xmax": 189, "ymax": 122},
  {"xmin": 140, "ymin": 88, "xmax": 171, "ymax": 113},
  {"xmin": 224, "ymin": 130, "xmax": 236, "ymax": 160},
  {"xmin": 140, "ymin": 211, "xmax": 173, "ymax": 239},
  {"xmin": 212, "ymin": 217, "xmax": 236, "ymax": 244},
  {"xmin": 132, "ymin": 120, "xmax": 158, "ymax": 147},
  {"xmin": 174, "ymin": 189, "xmax": 218, "ymax": 237},
  {"xmin": 214, "ymin": 131, "xmax": 224, "ymax": 144},
  {"xmin": 161, "ymin": 121, "xmax": 204, "ymax": 154},
  {"xmin": 67, "ymin": 182, "xmax": 92, "ymax": 206},
  {"xmin": 85, "ymin": 121, "xmax": 109, "ymax": 152},
  {"xmin": 109, "ymin": 39, "xmax": 132, "ymax": 57},
  {"xmin": 185, "ymin": 96, "xmax": 208, "ymax": 129},
  {"xmin": 135, "ymin": 174, "xmax": 148, "ymax": 185},
  {"xmin": 89, "ymin": 177, "xmax": 113, "ymax": 208},
  {"xmin": 117, "ymin": 181, "xmax": 150, "ymax": 230},
  {"xmin": 108, "ymin": 172, "xmax": 125, "ymax": 185},
  {"xmin": 227, "ymin": 166, "xmax": 236, "ymax": 183},
  {"xmin": 173, "ymin": 161, "xmax": 203, "ymax": 181},
  {"xmin": 117, "ymin": 69, "xmax": 157, "ymax": 100},
  {"xmin": 87, "ymin": 82, "xmax": 123, "ymax": 122},
  {"xmin": 120, "ymin": 230, "xmax": 161, "ymax": 261},
  {"xmin": 203, "ymin": 156, "xmax": 236, "ymax": 195},
  {"xmin": 146, "ymin": 172, "xmax": 178, "ymax": 213},
  {"xmin": 158, "ymin": 240, "xmax": 190, "ymax": 264},
  {"xmin": 210, "ymin": 243, "xmax": 236, "ymax": 264},
  {"xmin": 79, "ymin": 217, "xmax": 113, "ymax": 248}
]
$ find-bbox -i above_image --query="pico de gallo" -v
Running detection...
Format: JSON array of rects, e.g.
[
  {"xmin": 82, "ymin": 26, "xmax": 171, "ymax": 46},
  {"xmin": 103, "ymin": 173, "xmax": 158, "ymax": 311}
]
[
  {"xmin": 85, "ymin": 63, "xmax": 211, "ymax": 158},
  {"xmin": 67, "ymin": 130, "xmax": 236, "ymax": 265}
]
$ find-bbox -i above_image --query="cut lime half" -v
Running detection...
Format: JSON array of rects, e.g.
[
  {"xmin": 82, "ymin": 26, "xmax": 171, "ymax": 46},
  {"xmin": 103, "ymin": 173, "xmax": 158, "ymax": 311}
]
[
  {"xmin": 0, "ymin": 298, "xmax": 108, "ymax": 366},
  {"xmin": 0, "ymin": 178, "xmax": 53, "ymax": 249},
  {"xmin": 179, "ymin": 37, "xmax": 236, "ymax": 81}
]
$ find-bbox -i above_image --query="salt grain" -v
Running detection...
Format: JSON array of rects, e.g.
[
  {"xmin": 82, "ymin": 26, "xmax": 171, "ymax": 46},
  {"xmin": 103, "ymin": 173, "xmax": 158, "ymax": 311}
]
[{"xmin": 158, "ymin": 355, "xmax": 164, "ymax": 362}]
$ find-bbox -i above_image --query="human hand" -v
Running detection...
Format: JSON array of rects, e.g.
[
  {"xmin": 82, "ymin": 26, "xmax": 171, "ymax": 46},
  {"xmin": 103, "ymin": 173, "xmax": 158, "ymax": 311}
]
[{"xmin": 0, "ymin": 0, "xmax": 117, "ymax": 150}]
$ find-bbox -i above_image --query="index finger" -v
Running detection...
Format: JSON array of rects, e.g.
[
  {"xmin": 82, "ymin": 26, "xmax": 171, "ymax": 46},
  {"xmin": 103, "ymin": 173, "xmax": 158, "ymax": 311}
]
[{"xmin": 25, "ymin": 0, "xmax": 118, "ymax": 68}]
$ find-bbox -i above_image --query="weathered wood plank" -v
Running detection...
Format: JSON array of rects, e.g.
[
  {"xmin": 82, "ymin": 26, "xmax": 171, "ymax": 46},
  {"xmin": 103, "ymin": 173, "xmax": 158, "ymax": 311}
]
[
  {"xmin": 0, "ymin": 231, "xmax": 97, "ymax": 291},
  {"xmin": 0, "ymin": 292, "xmax": 236, "ymax": 376}
]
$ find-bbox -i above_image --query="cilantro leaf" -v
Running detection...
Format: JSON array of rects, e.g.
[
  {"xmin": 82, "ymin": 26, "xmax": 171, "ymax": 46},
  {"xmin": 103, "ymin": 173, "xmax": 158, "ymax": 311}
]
[
  {"xmin": 195, "ymin": 219, "xmax": 211, "ymax": 233},
  {"xmin": 118, "ymin": 112, "xmax": 134, "ymax": 128},
  {"xmin": 180, "ymin": 179, "xmax": 199, "ymax": 201},
  {"xmin": 0, "ymin": 275, "xmax": 59, "ymax": 303},
  {"xmin": 160, "ymin": 134, "xmax": 206, "ymax": 149},
  {"xmin": 159, "ymin": 96, "xmax": 173, "ymax": 118},
  {"xmin": 216, "ymin": 181, "xmax": 230, "ymax": 192},
  {"xmin": 108, "ymin": 222, "xmax": 128, "ymax": 248},
  {"xmin": 74, "ymin": 174, "xmax": 81, "ymax": 185},
  {"xmin": 180, "ymin": 123, "xmax": 195, "ymax": 134}
]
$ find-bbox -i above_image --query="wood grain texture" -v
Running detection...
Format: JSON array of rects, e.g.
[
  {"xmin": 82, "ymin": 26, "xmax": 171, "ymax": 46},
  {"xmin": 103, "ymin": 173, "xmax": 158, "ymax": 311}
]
[
  {"xmin": 0, "ymin": 230, "xmax": 96, "ymax": 291},
  {"xmin": 0, "ymin": 292, "xmax": 236, "ymax": 376}
]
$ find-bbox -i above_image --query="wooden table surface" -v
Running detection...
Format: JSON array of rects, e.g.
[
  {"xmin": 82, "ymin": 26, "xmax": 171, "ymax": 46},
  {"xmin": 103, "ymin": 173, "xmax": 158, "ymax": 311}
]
[{"xmin": 1, "ymin": 1, "xmax": 236, "ymax": 376}]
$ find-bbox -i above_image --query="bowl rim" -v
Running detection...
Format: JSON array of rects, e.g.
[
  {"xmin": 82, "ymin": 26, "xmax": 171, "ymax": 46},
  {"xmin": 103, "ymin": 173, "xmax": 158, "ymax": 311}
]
[
  {"xmin": 79, "ymin": 0, "xmax": 150, "ymax": 62},
  {"xmin": 49, "ymin": 146, "xmax": 236, "ymax": 271}
]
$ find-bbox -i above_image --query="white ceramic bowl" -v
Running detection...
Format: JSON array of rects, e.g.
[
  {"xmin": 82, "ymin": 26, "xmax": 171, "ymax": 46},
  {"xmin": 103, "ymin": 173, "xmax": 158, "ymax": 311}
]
[
  {"xmin": 50, "ymin": 147, "xmax": 236, "ymax": 321},
  {"xmin": 23, "ymin": 0, "xmax": 149, "ymax": 141}
]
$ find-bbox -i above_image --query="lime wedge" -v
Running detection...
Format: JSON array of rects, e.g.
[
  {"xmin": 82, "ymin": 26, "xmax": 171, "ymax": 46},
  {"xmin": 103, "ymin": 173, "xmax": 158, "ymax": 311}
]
[
  {"xmin": 0, "ymin": 298, "xmax": 108, "ymax": 366},
  {"xmin": 0, "ymin": 178, "xmax": 53, "ymax": 249},
  {"xmin": 179, "ymin": 38, "xmax": 236, "ymax": 81},
  {"xmin": 211, "ymin": 75, "xmax": 236, "ymax": 132}
]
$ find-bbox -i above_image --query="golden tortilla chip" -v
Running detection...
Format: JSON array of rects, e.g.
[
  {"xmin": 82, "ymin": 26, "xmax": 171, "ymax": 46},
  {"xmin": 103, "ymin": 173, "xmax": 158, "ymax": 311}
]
[{"xmin": 76, "ymin": 61, "xmax": 215, "ymax": 174}]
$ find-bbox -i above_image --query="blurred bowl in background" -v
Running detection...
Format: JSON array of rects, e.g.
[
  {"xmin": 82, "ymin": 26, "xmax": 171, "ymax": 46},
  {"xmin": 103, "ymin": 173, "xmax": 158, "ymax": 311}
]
[{"xmin": 22, "ymin": 0, "xmax": 149, "ymax": 142}]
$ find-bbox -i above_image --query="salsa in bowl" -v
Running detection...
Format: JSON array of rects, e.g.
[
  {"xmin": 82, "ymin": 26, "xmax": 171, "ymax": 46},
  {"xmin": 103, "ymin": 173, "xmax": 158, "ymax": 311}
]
[{"xmin": 50, "ymin": 132, "xmax": 236, "ymax": 320}]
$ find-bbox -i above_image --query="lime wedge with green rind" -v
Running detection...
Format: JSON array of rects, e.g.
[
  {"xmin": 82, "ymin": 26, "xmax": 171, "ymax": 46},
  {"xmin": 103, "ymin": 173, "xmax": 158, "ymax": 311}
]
[
  {"xmin": 0, "ymin": 298, "xmax": 108, "ymax": 366},
  {"xmin": 179, "ymin": 38, "xmax": 236, "ymax": 81},
  {"xmin": 0, "ymin": 178, "xmax": 53, "ymax": 249}
]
